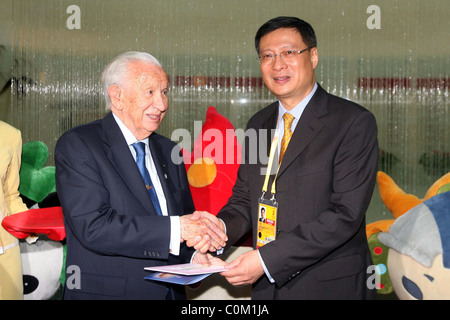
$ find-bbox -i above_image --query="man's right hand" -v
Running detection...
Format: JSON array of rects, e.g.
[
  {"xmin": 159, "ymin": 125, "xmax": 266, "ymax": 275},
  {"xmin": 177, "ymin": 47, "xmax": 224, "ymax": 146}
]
[{"xmin": 180, "ymin": 211, "xmax": 227, "ymax": 253}]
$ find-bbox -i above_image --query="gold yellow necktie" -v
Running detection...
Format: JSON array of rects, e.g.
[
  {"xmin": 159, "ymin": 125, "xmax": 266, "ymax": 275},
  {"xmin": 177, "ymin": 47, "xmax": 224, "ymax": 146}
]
[{"xmin": 279, "ymin": 113, "xmax": 294, "ymax": 163}]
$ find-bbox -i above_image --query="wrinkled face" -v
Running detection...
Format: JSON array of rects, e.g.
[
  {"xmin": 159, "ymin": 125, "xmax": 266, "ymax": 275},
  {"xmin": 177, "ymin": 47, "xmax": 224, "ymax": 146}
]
[
  {"xmin": 111, "ymin": 62, "xmax": 169, "ymax": 140},
  {"xmin": 258, "ymin": 28, "xmax": 318, "ymax": 110}
]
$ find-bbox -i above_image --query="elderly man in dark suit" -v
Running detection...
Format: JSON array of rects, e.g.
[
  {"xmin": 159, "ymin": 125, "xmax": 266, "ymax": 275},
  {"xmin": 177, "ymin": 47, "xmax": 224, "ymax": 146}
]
[
  {"xmin": 206, "ymin": 16, "xmax": 379, "ymax": 300},
  {"xmin": 55, "ymin": 51, "xmax": 226, "ymax": 300}
]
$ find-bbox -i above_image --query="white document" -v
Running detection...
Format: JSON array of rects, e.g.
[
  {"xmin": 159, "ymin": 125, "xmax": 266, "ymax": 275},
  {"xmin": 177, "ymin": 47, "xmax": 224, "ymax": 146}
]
[{"xmin": 145, "ymin": 263, "xmax": 226, "ymax": 275}]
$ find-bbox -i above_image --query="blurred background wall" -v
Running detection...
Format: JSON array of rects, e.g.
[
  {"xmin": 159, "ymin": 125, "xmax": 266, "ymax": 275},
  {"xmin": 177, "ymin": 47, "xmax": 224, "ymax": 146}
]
[{"xmin": 0, "ymin": 0, "xmax": 448, "ymax": 224}]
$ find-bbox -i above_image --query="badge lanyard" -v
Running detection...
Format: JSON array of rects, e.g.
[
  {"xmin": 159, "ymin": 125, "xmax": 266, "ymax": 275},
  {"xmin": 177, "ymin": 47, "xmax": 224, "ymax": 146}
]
[{"xmin": 257, "ymin": 135, "xmax": 281, "ymax": 249}]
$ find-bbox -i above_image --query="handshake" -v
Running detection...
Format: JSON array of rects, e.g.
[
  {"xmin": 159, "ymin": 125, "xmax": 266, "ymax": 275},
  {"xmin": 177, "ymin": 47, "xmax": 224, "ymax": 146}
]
[
  {"xmin": 180, "ymin": 211, "xmax": 228, "ymax": 253},
  {"xmin": 180, "ymin": 211, "xmax": 265, "ymax": 287}
]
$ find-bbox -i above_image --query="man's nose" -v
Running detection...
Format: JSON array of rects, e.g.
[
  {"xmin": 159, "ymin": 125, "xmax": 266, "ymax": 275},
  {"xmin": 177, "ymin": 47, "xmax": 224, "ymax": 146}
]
[
  {"xmin": 272, "ymin": 54, "xmax": 287, "ymax": 70},
  {"xmin": 153, "ymin": 93, "xmax": 168, "ymax": 111}
]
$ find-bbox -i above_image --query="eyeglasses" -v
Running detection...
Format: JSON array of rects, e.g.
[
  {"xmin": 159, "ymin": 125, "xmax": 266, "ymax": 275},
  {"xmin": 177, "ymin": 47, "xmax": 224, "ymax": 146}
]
[{"xmin": 257, "ymin": 47, "xmax": 312, "ymax": 64}]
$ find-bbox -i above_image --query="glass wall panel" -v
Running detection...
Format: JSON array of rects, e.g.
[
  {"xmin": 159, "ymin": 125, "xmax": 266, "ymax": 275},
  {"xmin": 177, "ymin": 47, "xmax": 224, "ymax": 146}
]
[{"xmin": 3, "ymin": 0, "xmax": 449, "ymax": 223}]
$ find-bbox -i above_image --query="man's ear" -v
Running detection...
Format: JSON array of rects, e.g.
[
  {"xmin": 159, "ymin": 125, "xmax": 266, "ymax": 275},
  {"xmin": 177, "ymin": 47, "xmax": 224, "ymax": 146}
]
[
  {"xmin": 310, "ymin": 47, "xmax": 319, "ymax": 69},
  {"xmin": 108, "ymin": 85, "xmax": 124, "ymax": 110}
]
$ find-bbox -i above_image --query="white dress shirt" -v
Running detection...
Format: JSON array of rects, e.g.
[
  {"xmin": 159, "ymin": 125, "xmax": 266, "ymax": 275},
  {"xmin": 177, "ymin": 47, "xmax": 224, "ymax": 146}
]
[
  {"xmin": 276, "ymin": 82, "xmax": 318, "ymax": 151},
  {"xmin": 113, "ymin": 113, "xmax": 181, "ymax": 256}
]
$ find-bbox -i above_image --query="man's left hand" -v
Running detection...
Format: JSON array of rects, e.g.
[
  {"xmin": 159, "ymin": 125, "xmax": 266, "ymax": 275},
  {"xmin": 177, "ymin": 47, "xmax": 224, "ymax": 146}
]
[{"xmin": 220, "ymin": 250, "xmax": 264, "ymax": 286}]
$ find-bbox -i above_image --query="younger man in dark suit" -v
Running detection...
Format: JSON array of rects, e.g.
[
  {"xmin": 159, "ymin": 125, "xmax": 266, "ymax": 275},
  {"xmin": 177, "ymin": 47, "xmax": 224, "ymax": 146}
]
[{"xmin": 214, "ymin": 16, "xmax": 379, "ymax": 299}]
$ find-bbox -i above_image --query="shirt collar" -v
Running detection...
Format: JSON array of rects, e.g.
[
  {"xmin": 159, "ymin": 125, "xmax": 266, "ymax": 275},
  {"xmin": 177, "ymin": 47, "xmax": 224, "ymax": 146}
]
[
  {"xmin": 112, "ymin": 112, "xmax": 148, "ymax": 147},
  {"xmin": 278, "ymin": 82, "xmax": 318, "ymax": 120}
]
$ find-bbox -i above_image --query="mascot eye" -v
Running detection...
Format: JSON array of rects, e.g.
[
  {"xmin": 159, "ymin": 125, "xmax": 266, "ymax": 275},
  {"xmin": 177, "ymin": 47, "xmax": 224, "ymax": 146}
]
[
  {"xmin": 401, "ymin": 276, "xmax": 423, "ymax": 300},
  {"xmin": 424, "ymin": 274, "xmax": 434, "ymax": 282},
  {"xmin": 23, "ymin": 274, "xmax": 39, "ymax": 294}
]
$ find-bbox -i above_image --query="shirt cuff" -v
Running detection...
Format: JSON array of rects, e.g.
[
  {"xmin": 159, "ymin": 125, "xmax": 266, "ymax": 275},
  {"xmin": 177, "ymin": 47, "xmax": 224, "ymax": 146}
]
[
  {"xmin": 169, "ymin": 216, "xmax": 181, "ymax": 256},
  {"xmin": 257, "ymin": 249, "xmax": 275, "ymax": 284},
  {"xmin": 216, "ymin": 218, "xmax": 227, "ymax": 255}
]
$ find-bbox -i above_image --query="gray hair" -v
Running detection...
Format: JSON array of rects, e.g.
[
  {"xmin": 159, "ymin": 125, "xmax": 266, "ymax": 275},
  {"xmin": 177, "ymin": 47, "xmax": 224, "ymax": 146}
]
[{"xmin": 101, "ymin": 51, "xmax": 163, "ymax": 109}]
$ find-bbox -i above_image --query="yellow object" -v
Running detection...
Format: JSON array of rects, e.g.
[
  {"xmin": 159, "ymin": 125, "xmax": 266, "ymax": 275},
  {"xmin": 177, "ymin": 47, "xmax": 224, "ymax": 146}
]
[
  {"xmin": 256, "ymin": 200, "xmax": 278, "ymax": 249},
  {"xmin": 279, "ymin": 113, "xmax": 294, "ymax": 163},
  {"xmin": 0, "ymin": 121, "xmax": 29, "ymax": 300},
  {"xmin": 187, "ymin": 157, "xmax": 217, "ymax": 188}
]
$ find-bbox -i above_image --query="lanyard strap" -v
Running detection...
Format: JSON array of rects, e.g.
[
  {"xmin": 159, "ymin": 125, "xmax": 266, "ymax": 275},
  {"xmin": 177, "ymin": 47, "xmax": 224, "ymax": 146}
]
[{"xmin": 261, "ymin": 136, "xmax": 281, "ymax": 200}]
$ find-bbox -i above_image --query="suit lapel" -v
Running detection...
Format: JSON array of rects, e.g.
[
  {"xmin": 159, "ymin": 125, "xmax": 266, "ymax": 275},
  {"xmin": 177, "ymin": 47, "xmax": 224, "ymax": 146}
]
[
  {"xmin": 101, "ymin": 113, "xmax": 155, "ymax": 213},
  {"xmin": 148, "ymin": 134, "xmax": 177, "ymax": 216},
  {"xmin": 260, "ymin": 102, "xmax": 279, "ymax": 159},
  {"xmin": 277, "ymin": 86, "xmax": 328, "ymax": 177}
]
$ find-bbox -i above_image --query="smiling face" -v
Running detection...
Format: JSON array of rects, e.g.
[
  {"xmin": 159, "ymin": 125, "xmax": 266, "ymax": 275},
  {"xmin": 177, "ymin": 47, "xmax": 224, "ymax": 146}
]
[
  {"xmin": 109, "ymin": 61, "xmax": 169, "ymax": 140},
  {"xmin": 258, "ymin": 28, "xmax": 318, "ymax": 110}
]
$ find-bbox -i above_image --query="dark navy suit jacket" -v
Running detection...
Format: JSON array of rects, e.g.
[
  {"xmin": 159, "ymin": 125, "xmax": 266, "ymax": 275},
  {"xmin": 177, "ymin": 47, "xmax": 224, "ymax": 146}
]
[
  {"xmin": 218, "ymin": 85, "xmax": 379, "ymax": 299},
  {"xmin": 55, "ymin": 112, "xmax": 195, "ymax": 299}
]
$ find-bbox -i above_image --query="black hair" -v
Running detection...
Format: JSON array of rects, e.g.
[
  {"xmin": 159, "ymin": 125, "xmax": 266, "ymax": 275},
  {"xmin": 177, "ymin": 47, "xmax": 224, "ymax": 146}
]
[{"xmin": 255, "ymin": 16, "xmax": 317, "ymax": 54}]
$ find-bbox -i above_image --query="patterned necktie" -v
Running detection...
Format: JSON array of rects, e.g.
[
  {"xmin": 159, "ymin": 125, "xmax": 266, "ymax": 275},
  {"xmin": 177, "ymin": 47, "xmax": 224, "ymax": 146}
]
[
  {"xmin": 279, "ymin": 113, "xmax": 295, "ymax": 163},
  {"xmin": 132, "ymin": 142, "xmax": 163, "ymax": 216}
]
